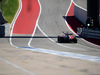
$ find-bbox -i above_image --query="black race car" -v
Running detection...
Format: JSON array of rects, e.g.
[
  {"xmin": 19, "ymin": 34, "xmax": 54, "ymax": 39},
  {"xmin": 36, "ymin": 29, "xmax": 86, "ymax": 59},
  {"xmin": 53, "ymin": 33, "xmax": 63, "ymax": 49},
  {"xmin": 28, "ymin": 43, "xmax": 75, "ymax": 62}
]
[{"xmin": 58, "ymin": 32, "xmax": 77, "ymax": 43}]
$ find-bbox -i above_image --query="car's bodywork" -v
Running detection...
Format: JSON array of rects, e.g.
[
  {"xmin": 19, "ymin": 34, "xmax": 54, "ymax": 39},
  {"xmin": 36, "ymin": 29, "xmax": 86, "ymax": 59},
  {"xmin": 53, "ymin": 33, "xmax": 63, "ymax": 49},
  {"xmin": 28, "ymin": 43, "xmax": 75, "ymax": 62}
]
[{"xmin": 58, "ymin": 32, "xmax": 77, "ymax": 43}]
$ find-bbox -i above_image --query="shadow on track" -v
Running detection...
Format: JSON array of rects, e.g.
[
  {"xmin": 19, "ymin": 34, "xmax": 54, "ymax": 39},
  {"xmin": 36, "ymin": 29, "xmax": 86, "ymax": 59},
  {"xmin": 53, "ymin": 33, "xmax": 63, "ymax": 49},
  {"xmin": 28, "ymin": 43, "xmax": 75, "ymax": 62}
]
[{"xmin": 1, "ymin": 36, "xmax": 58, "ymax": 38}]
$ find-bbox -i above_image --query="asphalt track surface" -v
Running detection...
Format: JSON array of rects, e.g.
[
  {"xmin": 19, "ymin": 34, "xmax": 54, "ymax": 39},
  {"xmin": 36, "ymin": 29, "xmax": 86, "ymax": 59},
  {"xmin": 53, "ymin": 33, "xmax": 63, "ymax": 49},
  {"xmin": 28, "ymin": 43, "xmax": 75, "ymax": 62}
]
[
  {"xmin": 11, "ymin": 0, "xmax": 100, "ymax": 56},
  {"xmin": 0, "ymin": 0, "xmax": 100, "ymax": 75}
]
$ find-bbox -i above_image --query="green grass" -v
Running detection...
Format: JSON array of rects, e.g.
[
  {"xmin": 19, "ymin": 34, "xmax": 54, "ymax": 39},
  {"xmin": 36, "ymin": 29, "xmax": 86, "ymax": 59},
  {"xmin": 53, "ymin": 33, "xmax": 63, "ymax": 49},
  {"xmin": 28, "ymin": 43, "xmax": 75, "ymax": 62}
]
[{"xmin": 0, "ymin": 0, "xmax": 19, "ymax": 23}]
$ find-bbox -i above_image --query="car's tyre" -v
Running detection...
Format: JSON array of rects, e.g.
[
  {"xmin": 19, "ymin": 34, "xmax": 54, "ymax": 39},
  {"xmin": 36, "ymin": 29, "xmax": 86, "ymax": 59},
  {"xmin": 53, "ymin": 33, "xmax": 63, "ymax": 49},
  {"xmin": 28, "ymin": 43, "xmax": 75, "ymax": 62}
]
[
  {"xmin": 58, "ymin": 36, "xmax": 64, "ymax": 43},
  {"xmin": 73, "ymin": 38, "xmax": 77, "ymax": 43}
]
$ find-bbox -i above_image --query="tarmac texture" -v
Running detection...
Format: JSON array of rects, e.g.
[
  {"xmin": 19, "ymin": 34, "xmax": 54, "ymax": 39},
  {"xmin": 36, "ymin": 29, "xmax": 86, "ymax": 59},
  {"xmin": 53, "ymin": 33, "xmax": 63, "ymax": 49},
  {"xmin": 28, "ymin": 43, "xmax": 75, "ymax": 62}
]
[{"xmin": 0, "ymin": 0, "xmax": 100, "ymax": 75}]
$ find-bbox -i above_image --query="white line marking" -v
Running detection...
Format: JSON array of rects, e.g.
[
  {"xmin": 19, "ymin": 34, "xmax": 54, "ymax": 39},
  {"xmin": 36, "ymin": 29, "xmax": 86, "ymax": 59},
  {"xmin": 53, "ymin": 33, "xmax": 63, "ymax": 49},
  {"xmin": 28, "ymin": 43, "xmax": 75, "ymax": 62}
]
[
  {"xmin": 28, "ymin": 0, "xmax": 42, "ymax": 47},
  {"xmin": 65, "ymin": 0, "xmax": 78, "ymax": 36},
  {"xmin": 9, "ymin": 0, "xmax": 100, "ymax": 64},
  {"xmin": 19, "ymin": 47, "xmax": 100, "ymax": 63},
  {"xmin": 10, "ymin": 0, "xmax": 22, "ymax": 48},
  {"xmin": 9, "ymin": 0, "xmax": 36, "ymax": 74},
  {"xmin": 36, "ymin": 0, "xmax": 98, "ymax": 50},
  {"xmin": 10, "ymin": 0, "xmax": 22, "ymax": 32},
  {"xmin": 27, "ymin": 0, "xmax": 100, "ymax": 63},
  {"xmin": 28, "ymin": 0, "xmax": 86, "ymax": 50},
  {"xmin": 73, "ymin": 0, "xmax": 87, "ymax": 11},
  {"xmin": 0, "ymin": 57, "xmax": 36, "ymax": 75}
]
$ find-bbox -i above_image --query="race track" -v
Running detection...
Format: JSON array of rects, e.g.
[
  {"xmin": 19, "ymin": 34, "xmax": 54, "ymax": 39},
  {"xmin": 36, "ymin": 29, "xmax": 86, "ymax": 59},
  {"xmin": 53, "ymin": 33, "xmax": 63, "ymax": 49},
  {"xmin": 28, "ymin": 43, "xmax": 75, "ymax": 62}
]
[
  {"xmin": 11, "ymin": 0, "xmax": 100, "ymax": 56},
  {"xmin": 0, "ymin": 0, "xmax": 100, "ymax": 75}
]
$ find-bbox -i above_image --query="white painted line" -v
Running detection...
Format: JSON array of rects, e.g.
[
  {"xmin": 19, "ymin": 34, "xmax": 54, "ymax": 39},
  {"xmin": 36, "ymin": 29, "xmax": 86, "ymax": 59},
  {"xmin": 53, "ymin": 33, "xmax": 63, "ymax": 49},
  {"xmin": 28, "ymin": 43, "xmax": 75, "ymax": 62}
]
[
  {"xmin": 73, "ymin": 0, "xmax": 87, "ymax": 11},
  {"xmin": 10, "ymin": 0, "xmax": 22, "ymax": 31},
  {"xmin": 0, "ymin": 57, "xmax": 36, "ymax": 75},
  {"xmin": 9, "ymin": 0, "xmax": 36, "ymax": 74},
  {"xmin": 28, "ymin": 0, "xmax": 86, "ymax": 50},
  {"xmin": 9, "ymin": 0, "xmax": 100, "ymax": 65},
  {"xmin": 65, "ymin": 0, "xmax": 78, "ymax": 36},
  {"xmin": 19, "ymin": 47, "xmax": 100, "ymax": 63},
  {"xmin": 10, "ymin": 0, "xmax": 22, "ymax": 48},
  {"xmin": 28, "ymin": 0, "xmax": 78, "ymax": 50},
  {"xmin": 28, "ymin": 0, "xmax": 42, "ymax": 47},
  {"xmin": 27, "ymin": 0, "xmax": 100, "ymax": 63},
  {"xmin": 36, "ymin": 0, "xmax": 96, "ymax": 50}
]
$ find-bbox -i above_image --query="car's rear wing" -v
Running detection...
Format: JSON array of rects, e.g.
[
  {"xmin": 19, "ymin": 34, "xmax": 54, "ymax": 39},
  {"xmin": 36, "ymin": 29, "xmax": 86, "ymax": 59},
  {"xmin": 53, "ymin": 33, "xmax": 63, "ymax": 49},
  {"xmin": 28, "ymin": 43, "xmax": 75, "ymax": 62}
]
[{"xmin": 62, "ymin": 31, "xmax": 73, "ymax": 35}]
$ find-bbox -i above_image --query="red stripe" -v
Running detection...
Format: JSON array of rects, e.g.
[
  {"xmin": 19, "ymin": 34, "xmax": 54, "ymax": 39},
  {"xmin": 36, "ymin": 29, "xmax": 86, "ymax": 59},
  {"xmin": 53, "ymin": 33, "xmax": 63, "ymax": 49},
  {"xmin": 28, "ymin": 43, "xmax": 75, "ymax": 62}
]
[
  {"xmin": 67, "ymin": 2, "xmax": 100, "ymax": 46},
  {"xmin": 67, "ymin": 2, "xmax": 74, "ymax": 16},
  {"xmin": 67, "ymin": 2, "xmax": 75, "ymax": 33},
  {"xmin": 13, "ymin": 0, "xmax": 40, "ymax": 34}
]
